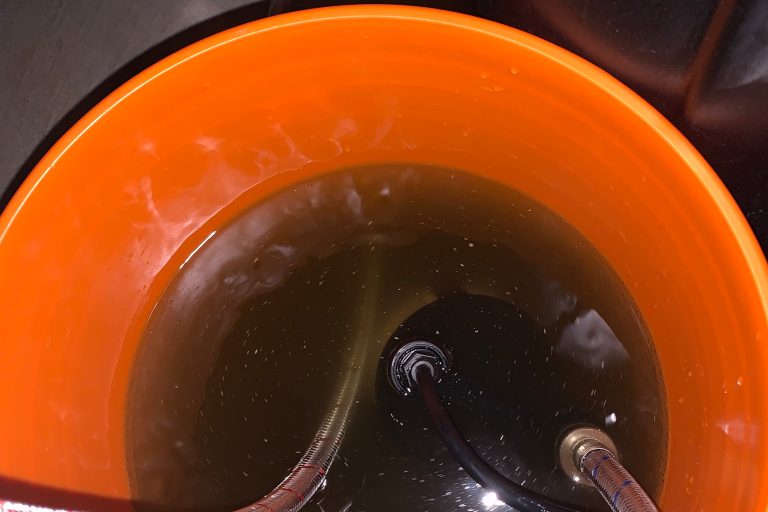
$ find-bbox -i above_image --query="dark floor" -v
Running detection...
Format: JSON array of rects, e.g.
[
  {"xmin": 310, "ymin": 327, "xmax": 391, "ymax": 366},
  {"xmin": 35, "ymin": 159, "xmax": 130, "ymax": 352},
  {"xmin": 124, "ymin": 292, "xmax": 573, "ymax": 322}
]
[{"xmin": 0, "ymin": 0, "xmax": 267, "ymax": 202}]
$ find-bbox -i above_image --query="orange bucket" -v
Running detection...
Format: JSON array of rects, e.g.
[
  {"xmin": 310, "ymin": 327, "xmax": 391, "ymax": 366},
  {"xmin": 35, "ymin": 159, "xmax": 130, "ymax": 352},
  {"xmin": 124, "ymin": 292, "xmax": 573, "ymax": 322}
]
[{"xmin": 0, "ymin": 6, "xmax": 766, "ymax": 511}]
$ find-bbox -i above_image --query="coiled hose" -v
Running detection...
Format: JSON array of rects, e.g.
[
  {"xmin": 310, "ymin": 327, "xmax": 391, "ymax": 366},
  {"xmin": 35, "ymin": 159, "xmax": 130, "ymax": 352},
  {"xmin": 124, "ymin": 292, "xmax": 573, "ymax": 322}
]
[{"xmin": 413, "ymin": 363, "xmax": 659, "ymax": 512}]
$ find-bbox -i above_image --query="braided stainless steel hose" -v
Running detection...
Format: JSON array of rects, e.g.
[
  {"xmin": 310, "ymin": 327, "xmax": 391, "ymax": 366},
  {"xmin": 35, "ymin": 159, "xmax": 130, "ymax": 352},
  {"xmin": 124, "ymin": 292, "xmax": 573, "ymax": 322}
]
[{"xmin": 559, "ymin": 427, "xmax": 659, "ymax": 512}]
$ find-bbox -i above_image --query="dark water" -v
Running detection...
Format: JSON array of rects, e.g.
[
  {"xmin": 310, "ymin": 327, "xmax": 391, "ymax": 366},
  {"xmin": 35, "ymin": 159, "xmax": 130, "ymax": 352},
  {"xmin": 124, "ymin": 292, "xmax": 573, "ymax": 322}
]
[{"xmin": 127, "ymin": 165, "xmax": 666, "ymax": 512}]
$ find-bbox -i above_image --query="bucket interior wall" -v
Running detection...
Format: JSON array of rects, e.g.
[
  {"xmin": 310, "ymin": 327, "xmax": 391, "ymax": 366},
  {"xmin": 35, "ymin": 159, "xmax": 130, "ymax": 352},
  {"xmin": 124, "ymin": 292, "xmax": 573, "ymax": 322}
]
[{"xmin": 0, "ymin": 6, "xmax": 766, "ymax": 511}]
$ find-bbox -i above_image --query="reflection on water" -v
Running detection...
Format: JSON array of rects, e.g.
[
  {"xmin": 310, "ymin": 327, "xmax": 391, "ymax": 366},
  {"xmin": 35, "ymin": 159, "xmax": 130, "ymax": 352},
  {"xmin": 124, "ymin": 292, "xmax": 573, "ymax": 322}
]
[
  {"xmin": 558, "ymin": 309, "xmax": 630, "ymax": 369},
  {"xmin": 127, "ymin": 165, "xmax": 666, "ymax": 512}
]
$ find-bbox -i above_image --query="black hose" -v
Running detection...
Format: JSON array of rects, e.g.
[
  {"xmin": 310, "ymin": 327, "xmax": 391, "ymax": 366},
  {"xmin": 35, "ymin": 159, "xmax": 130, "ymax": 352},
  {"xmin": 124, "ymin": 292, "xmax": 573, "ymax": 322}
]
[{"xmin": 413, "ymin": 364, "xmax": 580, "ymax": 512}]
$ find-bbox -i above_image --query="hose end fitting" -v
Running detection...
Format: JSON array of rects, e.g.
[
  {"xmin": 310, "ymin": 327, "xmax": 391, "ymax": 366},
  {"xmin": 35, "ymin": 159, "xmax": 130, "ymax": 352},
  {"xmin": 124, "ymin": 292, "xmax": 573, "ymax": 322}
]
[
  {"xmin": 558, "ymin": 426, "xmax": 619, "ymax": 486},
  {"xmin": 388, "ymin": 339, "xmax": 451, "ymax": 397}
]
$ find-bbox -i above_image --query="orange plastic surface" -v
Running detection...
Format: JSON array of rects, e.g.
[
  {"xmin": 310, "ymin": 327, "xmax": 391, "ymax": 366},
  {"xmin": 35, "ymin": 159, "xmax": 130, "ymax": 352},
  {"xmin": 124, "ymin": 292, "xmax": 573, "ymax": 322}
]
[{"xmin": 0, "ymin": 6, "xmax": 766, "ymax": 511}]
